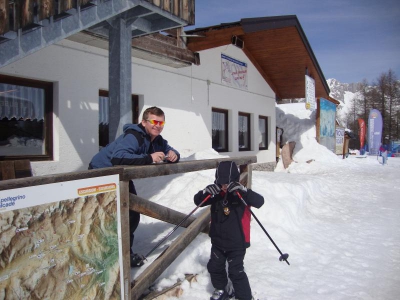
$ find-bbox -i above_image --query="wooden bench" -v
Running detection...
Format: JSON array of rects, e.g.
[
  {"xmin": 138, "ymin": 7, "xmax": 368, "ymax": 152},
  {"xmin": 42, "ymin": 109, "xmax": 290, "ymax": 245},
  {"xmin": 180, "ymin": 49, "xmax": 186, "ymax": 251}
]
[{"xmin": 0, "ymin": 160, "xmax": 32, "ymax": 181}]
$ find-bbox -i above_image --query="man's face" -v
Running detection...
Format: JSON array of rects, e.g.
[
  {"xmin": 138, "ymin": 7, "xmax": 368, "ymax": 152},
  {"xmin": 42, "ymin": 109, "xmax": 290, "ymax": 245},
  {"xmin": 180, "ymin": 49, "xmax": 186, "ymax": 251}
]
[{"xmin": 141, "ymin": 113, "xmax": 165, "ymax": 140}]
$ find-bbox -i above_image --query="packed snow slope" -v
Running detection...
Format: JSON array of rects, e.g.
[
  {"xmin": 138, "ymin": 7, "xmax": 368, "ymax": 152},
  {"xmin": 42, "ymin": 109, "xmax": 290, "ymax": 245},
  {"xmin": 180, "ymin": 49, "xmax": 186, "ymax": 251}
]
[{"xmin": 130, "ymin": 104, "xmax": 400, "ymax": 300}]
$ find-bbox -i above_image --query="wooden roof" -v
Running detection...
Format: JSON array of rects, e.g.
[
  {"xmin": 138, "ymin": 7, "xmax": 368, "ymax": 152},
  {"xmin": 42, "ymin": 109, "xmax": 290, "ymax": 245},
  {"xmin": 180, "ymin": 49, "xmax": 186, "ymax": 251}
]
[{"xmin": 186, "ymin": 15, "xmax": 330, "ymax": 100}]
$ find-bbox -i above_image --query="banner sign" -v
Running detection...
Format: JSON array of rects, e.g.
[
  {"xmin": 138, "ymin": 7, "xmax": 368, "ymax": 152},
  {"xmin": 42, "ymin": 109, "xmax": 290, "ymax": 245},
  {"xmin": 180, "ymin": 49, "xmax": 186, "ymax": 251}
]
[
  {"xmin": 358, "ymin": 118, "xmax": 366, "ymax": 150},
  {"xmin": 335, "ymin": 127, "xmax": 345, "ymax": 154},
  {"xmin": 305, "ymin": 75, "xmax": 316, "ymax": 111},
  {"xmin": 221, "ymin": 54, "xmax": 248, "ymax": 90},
  {"xmin": 319, "ymin": 98, "xmax": 336, "ymax": 152},
  {"xmin": 368, "ymin": 109, "xmax": 383, "ymax": 155},
  {"xmin": 0, "ymin": 175, "xmax": 124, "ymax": 299}
]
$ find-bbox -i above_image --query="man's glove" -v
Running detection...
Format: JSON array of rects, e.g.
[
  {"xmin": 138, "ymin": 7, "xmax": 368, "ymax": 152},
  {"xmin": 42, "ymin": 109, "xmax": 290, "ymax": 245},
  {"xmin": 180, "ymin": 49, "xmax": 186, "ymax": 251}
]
[
  {"xmin": 227, "ymin": 182, "xmax": 247, "ymax": 193},
  {"xmin": 204, "ymin": 184, "xmax": 221, "ymax": 196}
]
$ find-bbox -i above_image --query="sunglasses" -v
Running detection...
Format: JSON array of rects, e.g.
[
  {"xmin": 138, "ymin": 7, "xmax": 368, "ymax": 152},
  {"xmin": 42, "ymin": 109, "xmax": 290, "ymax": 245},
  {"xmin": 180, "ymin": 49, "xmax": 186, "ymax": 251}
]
[{"xmin": 146, "ymin": 119, "xmax": 165, "ymax": 126}]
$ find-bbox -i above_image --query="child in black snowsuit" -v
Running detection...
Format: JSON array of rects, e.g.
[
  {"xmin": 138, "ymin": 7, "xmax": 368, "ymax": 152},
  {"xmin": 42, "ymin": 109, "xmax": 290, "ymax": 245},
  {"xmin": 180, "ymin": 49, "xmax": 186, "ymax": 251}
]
[{"xmin": 194, "ymin": 161, "xmax": 264, "ymax": 300}]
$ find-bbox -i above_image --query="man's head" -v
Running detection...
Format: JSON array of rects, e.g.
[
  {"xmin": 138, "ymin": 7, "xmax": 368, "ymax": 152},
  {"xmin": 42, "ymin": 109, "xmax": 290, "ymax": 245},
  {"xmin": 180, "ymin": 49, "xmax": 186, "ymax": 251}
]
[{"xmin": 141, "ymin": 106, "xmax": 165, "ymax": 141}]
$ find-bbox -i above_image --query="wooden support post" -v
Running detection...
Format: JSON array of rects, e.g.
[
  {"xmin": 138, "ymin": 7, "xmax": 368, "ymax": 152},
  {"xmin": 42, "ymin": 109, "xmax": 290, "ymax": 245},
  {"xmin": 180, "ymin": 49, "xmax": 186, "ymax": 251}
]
[
  {"xmin": 14, "ymin": 160, "xmax": 32, "ymax": 178},
  {"xmin": 120, "ymin": 180, "xmax": 131, "ymax": 299},
  {"xmin": 130, "ymin": 194, "xmax": 210, "ymax": 233},
  {"xmin": 0, "ymin": 161, "xmax": 16, "ymax": 180},
  {"xmin": 130, "ymin": 208, "xmax": 210, "ymax": 299},
  {"xmin": 246, "ymin": 163, "xmax": 253, "ymax": 190}
]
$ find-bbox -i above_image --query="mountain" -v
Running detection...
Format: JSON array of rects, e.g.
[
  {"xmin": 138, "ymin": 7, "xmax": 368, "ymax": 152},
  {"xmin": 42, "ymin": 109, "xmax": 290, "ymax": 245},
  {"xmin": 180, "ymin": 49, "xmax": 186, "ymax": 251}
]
[
  {"xmin": 278, "ymin": 78, "xmax": 359, "ymax": 105},
  {"xmin": 327, "ymin": 78, "xmax": 359, "ymax": 102},
  {"xmin": 327, "ymin": 78, "xmax": 361, "ymax": 126}
]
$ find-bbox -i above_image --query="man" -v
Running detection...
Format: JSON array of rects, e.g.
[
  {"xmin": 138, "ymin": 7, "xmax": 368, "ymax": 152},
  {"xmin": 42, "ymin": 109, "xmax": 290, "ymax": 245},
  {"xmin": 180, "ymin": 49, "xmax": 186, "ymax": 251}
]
[{"xmin": 89, "ymin": 106, "xmax": 180, "ymax": 267}]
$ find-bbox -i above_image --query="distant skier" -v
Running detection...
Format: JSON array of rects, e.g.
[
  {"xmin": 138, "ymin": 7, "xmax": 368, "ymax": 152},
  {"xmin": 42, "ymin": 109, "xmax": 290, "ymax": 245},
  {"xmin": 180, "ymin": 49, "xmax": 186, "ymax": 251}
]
[
  {"xmin": 379, "ymin": 144, "xmax": 388, "ymax": 165},
  {"xmin": 194, "ymin": 161, "xmax": 264, "ymax": 300}
]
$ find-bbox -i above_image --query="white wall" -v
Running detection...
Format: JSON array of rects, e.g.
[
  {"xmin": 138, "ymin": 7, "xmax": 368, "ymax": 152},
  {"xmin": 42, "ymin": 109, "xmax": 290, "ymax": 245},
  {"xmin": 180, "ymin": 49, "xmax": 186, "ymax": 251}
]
[{"xmin": 0, "ymin": 39, "xmax": 276, "ymax": 176}]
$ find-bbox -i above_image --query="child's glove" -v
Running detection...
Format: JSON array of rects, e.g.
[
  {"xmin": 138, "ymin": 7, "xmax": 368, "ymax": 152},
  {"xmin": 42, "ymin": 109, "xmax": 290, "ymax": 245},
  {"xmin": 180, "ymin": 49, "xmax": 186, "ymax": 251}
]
[
  {"xmin": 204, "ymin": 184, "xmax": 221, "ymax": 196},
  {"xmin": 227, "ymin": 182, "xmax": 247, "ymax": 193}
]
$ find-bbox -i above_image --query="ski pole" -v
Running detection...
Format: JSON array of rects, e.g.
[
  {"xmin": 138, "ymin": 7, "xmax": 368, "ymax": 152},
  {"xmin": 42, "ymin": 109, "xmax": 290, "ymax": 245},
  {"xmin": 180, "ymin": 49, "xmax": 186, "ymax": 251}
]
[
  {"xmin": 138, "ymin": 194, "xmax": 212, "ymax": 264},
  {"xmin": 235, "ymin": 191, "xmax": 290, "ymax": 266}
]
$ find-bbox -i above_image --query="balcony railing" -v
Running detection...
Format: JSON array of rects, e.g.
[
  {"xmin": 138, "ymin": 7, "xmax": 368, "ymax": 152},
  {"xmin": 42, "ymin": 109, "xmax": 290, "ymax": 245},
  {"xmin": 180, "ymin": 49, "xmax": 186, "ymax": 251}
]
[{"xmin": 0, "ymin": 0, "xmax": 195, "ymax": 37}]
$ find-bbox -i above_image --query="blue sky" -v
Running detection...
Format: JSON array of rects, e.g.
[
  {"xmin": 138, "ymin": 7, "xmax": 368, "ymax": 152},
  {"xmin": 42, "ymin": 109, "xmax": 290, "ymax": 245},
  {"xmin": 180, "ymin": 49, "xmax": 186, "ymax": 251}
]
[{"xmin": 185, "ymin": 0, "xmax": 400, "ymax": 84}]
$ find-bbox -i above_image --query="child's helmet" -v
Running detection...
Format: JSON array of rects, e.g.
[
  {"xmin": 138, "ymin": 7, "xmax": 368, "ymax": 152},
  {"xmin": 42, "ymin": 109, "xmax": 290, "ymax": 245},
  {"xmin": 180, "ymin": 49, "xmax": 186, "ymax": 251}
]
[{"xmin": 214, "ymin": 161, "xmax": 240, "ymax": 185}]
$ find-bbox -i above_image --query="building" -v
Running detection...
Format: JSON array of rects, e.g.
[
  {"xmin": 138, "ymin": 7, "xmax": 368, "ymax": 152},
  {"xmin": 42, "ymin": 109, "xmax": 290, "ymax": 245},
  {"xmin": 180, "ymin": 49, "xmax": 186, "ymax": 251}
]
[{"xmin": 1, "ymin": 5, "xmax": 330, "ymax": 175}]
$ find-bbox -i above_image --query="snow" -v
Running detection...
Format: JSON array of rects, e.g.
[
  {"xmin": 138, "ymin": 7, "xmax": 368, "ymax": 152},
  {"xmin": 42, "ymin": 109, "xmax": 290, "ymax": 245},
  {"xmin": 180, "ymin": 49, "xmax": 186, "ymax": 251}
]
[{"xmin": 131, "ymin": 103, "xmax": 400, "ymax": 300}]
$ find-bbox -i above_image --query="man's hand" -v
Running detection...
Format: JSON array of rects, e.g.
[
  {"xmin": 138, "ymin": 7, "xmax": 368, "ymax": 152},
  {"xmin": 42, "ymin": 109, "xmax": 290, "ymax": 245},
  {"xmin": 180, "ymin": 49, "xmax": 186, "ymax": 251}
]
[
  {"xmin": 151, "ymin": 152, "xmax": 166, "ymax": 163},
  {"xmin": 204, "ymin": 184, "xmax": 221, "ymax": 196},
  {"xmin": 165, "ymin": 150, "xmax": 178, "ymax": 162},
  {"xmin": 227, "ymin": 182, "xmax": 247, "ymax": 193}
]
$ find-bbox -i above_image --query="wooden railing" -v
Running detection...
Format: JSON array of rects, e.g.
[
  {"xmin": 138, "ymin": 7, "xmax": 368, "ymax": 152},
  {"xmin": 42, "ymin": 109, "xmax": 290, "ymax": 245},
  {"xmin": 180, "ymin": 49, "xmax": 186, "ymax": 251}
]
[
  {"xmin": 0, "ymin": 0, "xmax": 195, "ymax": 36},
  {"xmin": 0, "ymin": 156, "xmax": 256, "ymax": 299}
]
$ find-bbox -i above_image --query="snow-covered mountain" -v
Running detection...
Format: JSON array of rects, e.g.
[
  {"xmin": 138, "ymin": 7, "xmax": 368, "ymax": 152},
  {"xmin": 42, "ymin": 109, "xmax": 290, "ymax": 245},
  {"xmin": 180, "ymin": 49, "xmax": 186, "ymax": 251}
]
[
  {"xmin": 327, "ymin": 78, "xmax": 359, "ymax": 126},
  {"xmin": 278, "ymin": 78, "xmax": 360, "ymax": 126},
  {"xmin": 327, "ymin": 78, "xmax": 359, "ymax": 102}
]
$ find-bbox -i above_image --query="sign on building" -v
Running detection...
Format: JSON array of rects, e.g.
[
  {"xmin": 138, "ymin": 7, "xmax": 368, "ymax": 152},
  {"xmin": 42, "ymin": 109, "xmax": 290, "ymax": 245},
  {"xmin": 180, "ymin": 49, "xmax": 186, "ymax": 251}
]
[
  {"xmin": 221, "ymin": 54, "xmax": 248, "ymax": 90},
  {"xmin": 305, "ymin": 75, "xmax": 315, "ymax": 111},
  {"xmin": 319, "ymin": 98, "xmax": 336, "ymax": 153},
  {"xmin": 335, "ymin": 127, "xmax": 345, "ymax": 154}
]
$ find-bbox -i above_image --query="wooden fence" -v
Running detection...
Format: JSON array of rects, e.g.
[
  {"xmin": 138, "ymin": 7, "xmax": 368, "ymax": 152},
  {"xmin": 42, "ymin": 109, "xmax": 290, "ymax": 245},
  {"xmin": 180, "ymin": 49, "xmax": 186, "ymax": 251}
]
[{"xmin": 0, "ymin": 156, "xmax": 256, "ymax": 299}]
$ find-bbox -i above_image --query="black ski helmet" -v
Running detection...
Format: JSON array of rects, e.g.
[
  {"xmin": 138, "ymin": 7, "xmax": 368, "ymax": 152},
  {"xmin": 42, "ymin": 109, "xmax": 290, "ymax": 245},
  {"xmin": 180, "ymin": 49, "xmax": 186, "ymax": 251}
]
[{"xmin": 214, "ymin": 161, "xmax": 240, "ymax": 185}]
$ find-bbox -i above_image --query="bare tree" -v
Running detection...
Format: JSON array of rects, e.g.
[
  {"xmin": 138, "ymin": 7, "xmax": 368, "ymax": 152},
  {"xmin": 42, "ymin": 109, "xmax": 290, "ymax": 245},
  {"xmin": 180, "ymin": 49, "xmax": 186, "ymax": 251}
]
[
  {"xmin": 385, "ymin": 69, "xmax": 399, "ymax": 141},
  {"xmin": 375, "ymin": 72, "xmax": 388, "ymax": 141},
  {"xmin": 357, "ymin": 79, "xmax": 370, "ymax": 121}
]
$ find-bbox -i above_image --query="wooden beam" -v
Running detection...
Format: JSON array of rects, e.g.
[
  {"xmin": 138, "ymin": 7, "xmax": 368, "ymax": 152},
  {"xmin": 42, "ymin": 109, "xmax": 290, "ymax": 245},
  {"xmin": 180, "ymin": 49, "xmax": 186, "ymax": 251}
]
[
  {"xmin": 0, "ymin": 0, "xmax": 9, "ymax": 35},
  {"xmin": 130, "ymin": 208, "xmax": 210, "ymax": 299},
  {"xmin": 122, "ymin": 156, "xmax": 257, "ymax": 181},
  {"xmin": 0, "ymin": 167, "xmax": 123, "ymax": 190},
  {"xmin": 129, "ymin": 194, "xmax": 210, "ymax": 234},
  {"xmin": 0, "ymin": 157, "xmax": 257, "ymax": 190},
  {"xmin": 132, "ymin": 33, "xmax": 197, "ymax": 64}
]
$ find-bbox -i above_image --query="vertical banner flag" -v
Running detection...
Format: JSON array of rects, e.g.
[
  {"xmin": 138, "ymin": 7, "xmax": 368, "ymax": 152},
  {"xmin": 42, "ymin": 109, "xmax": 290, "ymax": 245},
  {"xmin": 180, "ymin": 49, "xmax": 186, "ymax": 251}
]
[
  {"xmin": 305, "ymin": 75, "xmax": 316, "ymax": 111},
  {"xmin": 358, "ymin": 118, "xmax": 366, "ymax": 150},
  {"xmin": 221, "ymin": 54, "xmax": 248, "ymax": 90},
  {"xmin": 368, "ymin": 109, "xmax": 383, "ymax": 155}
]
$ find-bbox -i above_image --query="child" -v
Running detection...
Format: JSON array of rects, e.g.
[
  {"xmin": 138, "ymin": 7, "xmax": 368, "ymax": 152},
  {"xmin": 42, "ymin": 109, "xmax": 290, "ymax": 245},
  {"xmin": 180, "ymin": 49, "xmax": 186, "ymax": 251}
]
[{"xmin": 194, "ymin": 161, "xmax": 264, "ymax": 300}]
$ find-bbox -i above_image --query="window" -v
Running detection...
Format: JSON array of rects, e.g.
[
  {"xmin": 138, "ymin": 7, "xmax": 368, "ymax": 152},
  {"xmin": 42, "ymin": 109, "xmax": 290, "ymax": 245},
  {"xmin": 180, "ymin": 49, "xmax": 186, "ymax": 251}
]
[
  {"xmin": 99, "ymin": 90, "xmax": 139, "ymax": 148},
  {"xmin": 212, "ymin": 108, "xmax": 228, "ymax": 152},
  {"xmin": 238, "ymin": 112, "xmax": 250, "ymax": 151},
  {"xmin": 0, "ymin": 75, "xmax": 53, "ymax": 160},
  {"xmin": 259, "ymin": 115, "xmax": 268, "ymax": 150}
]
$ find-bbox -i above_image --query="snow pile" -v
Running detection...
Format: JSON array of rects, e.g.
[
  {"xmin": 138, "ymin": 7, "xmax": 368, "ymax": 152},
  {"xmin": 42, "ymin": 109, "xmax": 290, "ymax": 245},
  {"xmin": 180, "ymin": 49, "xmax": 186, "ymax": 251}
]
[{"xmin": 130, "ymin": 104, "xmax": 400, "ymax": 300}]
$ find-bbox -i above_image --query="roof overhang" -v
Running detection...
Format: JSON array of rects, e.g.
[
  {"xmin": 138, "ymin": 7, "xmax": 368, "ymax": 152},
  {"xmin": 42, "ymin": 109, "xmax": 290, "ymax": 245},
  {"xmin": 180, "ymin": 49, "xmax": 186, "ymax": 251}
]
[{"xmin": 186, "ymin": 15, "xmax": 330, "ymax": 100}]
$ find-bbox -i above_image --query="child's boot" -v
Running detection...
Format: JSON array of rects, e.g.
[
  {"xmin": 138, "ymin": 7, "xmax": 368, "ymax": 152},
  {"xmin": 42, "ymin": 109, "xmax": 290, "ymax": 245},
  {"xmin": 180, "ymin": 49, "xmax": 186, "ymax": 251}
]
[{"xmin": 210, "ymin": 289, "xmax": 228, "ymax": 300}]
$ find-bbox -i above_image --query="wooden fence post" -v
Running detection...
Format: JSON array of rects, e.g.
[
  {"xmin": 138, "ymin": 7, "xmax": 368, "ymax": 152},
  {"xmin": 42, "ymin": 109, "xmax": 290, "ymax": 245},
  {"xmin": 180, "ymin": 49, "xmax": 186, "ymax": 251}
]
[{"xmin": 120, "ymin": 180, "xmax": 131, "ymax": 299}]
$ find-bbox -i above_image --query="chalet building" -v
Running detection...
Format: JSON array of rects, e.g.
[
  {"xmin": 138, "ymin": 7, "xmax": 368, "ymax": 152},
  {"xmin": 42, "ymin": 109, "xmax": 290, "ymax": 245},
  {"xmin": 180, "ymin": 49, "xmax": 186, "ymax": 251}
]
[{"xmin": 0, "ymin": 1, "xmax": 330, "ymax": 176}]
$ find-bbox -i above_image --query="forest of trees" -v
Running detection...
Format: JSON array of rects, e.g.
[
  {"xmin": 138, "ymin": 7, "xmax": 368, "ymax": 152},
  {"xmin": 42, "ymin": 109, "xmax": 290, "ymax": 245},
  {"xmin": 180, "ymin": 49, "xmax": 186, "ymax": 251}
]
[{"xmin": 341, "ymin": 69, "xmax": 400, "ymax": 148}]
